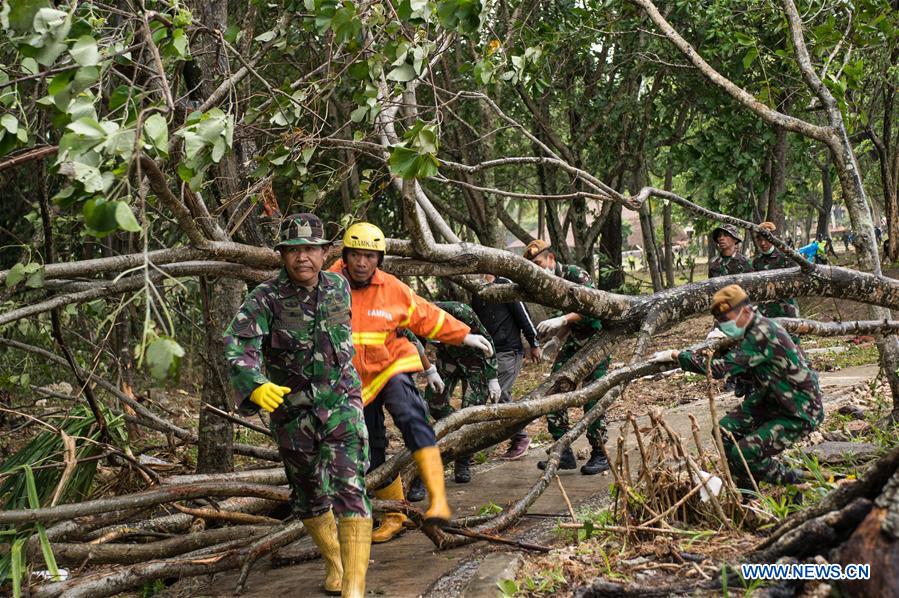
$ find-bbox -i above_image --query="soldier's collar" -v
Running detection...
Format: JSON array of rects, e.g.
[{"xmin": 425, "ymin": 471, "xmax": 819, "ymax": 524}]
[{"xmin": 278, "ymin": 268, "xmax": 321, "ymax": 298}]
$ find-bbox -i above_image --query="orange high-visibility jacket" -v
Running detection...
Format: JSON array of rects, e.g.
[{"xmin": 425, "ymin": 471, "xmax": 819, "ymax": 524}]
[{"xmin": 330, "ymin": 261, "xmax": 471, "ymax": 404}]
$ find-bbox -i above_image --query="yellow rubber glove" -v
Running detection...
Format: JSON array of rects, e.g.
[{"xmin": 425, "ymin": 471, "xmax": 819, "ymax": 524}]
[{"xmin": 249, "ymin": 382, "xmax": 292, "ymax": 413}]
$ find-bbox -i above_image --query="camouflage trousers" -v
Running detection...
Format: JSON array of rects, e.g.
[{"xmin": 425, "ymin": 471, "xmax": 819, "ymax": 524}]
[
  {"xmin": 272, "ymin": 402, "xmax": 371, "ymax": 519},
  {"xmin": 719, "ymin": 393, "xmax": 814, "ymax": 485},
  {"xmin": 546, "ymin": 340, "xmax": 610, "ymax": 450},
  {"xmin": 425, "ymin": 361, "xmax": 489, "ymax": 421}
]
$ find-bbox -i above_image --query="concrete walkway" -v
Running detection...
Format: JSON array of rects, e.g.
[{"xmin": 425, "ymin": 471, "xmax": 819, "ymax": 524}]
[{"xmin": 195, "ymin": 364, "xmax": 879, "ymax": 597}]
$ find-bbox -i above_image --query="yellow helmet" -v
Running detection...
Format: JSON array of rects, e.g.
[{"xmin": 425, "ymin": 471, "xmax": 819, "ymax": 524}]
[{"xmin": 343, "ymin": 222, "xmax": 387, "ymax": 252}]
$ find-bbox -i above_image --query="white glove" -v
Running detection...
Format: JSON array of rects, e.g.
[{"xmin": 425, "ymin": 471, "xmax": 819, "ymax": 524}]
[
  {"xmin": 649, "ymin": 350, "xmax": 678, "ymax": 363},
  {"xmin": 463, "ymin": 334, "xmax": 494, "ymax": 357},
  {"xmin": 487, "ymin": 378, "xmax": 502, "ymax": 403},
  {"xmin": 424, "ymin": 365, "xmax": 445, "ymax": 394},
  {"xmin": 537, "ymin": 315, "xmax": 569, "ymax": 336},
  {"xmin": 706, "ymin": 328, "xmax": 727, "ymax": 340}
]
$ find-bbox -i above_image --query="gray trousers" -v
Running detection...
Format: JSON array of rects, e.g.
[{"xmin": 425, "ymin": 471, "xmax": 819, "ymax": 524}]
[{"xmin": 496, "ymin": 350, "xmax": 527, "ymax": 442}]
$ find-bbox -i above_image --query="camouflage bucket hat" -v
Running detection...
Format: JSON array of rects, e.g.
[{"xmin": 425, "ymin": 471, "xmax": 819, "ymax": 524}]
[
  {"xmin": 712, "ymin": 223, "xmax": 743, "ymax": 243},
  {"xmin": 276, "ymin": 213, "xmax": 329, "ymax": 247}
]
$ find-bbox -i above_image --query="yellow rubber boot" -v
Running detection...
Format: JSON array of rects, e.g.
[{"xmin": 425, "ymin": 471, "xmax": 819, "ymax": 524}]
[
  {"xmin": 301, "ymin": 511, "xmax": 343, "ymax": 595},
  {"xmin": 338, "ymin": 517, "xmax": 372, "ymax": 598},
  {"xmin": 370, "ymin": 475, "xmax": 408, "ymax": 543},
  {"xmin": 413, "ymin": 446, "xmax": 452, "ymax": 525}
]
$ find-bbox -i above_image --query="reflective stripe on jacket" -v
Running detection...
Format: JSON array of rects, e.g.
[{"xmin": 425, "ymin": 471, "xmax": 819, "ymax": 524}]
[{"xmin": 330, "ymin": 260, "xmax": 470, "ymax": 404}]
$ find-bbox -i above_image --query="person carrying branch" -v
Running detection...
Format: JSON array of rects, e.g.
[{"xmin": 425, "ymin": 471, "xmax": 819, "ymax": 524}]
[
  {"xmin": 650, "ymin": 284, "xmax": 823, "ymax": 487},
  {"xmin": 471, "ymin": 273, "xmax": 541, "ymax": 460},
  {"xmin": 223, "ymin": 213, "xmax": 370, "ymax": 598},
  {"xmin": 330, "ymin": 222, "xmax": 494, "ymax": 543},
  {"xmin": 523, "ymin": 239, "xmax": 611, "ymax": 475}
]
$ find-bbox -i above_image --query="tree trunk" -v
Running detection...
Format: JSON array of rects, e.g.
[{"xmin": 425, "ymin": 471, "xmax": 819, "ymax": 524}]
[
  {"xmin": 830, "ymin": 131, "xmax": 899, "ymax": 418},
  {"xmin": 638, "ymin": 202, "xmax": 663, "ymax": 292},
  {"xmin": 766, "ymin": 123, "xmax": 788, "ymax": 231},
  {"xmin": 196, "ymin": 277, "xmax": 241, "ymax": 473},
  {"xmin": 598, "ymin": 203, "xmax": 624, "ymax": 290},
  {"xmin": 663, "ymin": 163, "xmax": 675, "ymax": 287},
  {"xmin": 818, "ymin": 155, "xmax": 834, "ymax": 239}
]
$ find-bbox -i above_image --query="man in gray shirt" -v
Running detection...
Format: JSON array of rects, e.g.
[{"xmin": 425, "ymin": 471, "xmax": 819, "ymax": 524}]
[{"xmin": 472, "ymin": 274, "xmax": 542, "ymax": 459}]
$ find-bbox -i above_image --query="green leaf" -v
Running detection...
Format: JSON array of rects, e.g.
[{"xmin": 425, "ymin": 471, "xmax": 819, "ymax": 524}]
[
  {"xmin": 143, "ymin": 113, "xmax": 168, "ymax": 155},
  {"xmin": 23, "ymin": 464, "xmax": 60, "ymax": 579},
  {"xmin": 211, "ymin": 137, "xmax": 226, "ymax": 162},
  {"xmin": 742, "ymin": 47, "xmax": 758, "ymax": 70},
  {"xmin": 350, "ymin": 105, "xmax": 369, "ymax": 123},
  {"xmin": 145, "ymin": 337, "xmax": 185, "ymax": 380},
  {"xmin": 11, "ymin": 537, "xmax": 25, "ymax": 598},
  {"xmin": 25, "ymin": 266, "xmax": 44, "ymax": 288},
  {"xmin": 72, "ymin": 162, "xmax": 108, "ymax": 193},
  {"xmin": 70, "ymin": 36, "xmax": 100, "ymax": 66},
  {"xmin": 255, "ymin": 30, "xmax": 276, "ymax": 42},
  {"xmin": 496, "ymin": 578, "xmax": 518, "ymax": 597},
  {"xmin": 171, "ymin": 28, "xmax": 188, "ymax": 57},
  {"xmin": 0, "ymin": 114, "xmax": 17, "ymax": 135},
  {"xmin": 114, "ymin": 201, "xmax": 141, "ymax": 232},
  {"xmin": 83, "ymin": 197, "xmax": 119, "ymax": 233},
  {"xmin": 386, "ymin": 63, "xmax": 416, "ymax": 82},
  {"xmin": 67, "ymin": 117, "xmax": 106, "ymax": 140},
  {"xmin": 6, "ymin": 263, "xmax": 25, "ymax": 288},
  {"xmin": 388, "ymin": 145, "xmax": 439, "ymax": 179}
]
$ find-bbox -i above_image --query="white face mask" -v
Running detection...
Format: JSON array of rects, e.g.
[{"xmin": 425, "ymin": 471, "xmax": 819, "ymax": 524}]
[
  {"xmin": 762, "ymin": 246, "xmax": 775, "ymax": 255},
  {"xmin": 544, "ymin": 267, "xmax": 554, "ymax": 275}
]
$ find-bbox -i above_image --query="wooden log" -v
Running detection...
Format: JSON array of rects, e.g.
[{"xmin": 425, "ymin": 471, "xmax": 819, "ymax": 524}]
[{"xmin": 25, "ymin": 525, "xmax": 272, "ymax": 565}]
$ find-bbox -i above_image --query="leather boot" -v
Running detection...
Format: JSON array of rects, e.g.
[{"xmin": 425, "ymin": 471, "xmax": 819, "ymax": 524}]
[
  {"xmin": 301, "ymin": 511, "xmax": 343, "ymax": 595},
  {"xmin": 501, "ymin": 435, "xmax": 531, "ymax": 460},
  {"xmin": 371, "ymin": 476, "xmax": 407, "ymax": 543},
  {"xmin": 580, "ymin": 448, "xmax": 610, "ymax": 475},
  {"xmin": 338, "ymin": 517, "xmax": 372, "ymax": 598},
  {"xmin": 413, "ymin": 446, "xmax": 451, "ymax": 525},
  {"xmin": 537, "ymin": 446, "xmax": 577, "ymax": 470},
  {"xmin": 407, "ymin": 477, "xmax": 426, "ymax": 502},
  {"xmin": 454, "ymin": 456, "xmax": 471, "ymax": 483}
]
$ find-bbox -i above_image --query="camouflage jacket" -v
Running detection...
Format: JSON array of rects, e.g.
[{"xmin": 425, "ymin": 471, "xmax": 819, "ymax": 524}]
[
  {"xmin": 401, "ymin": 301, "xmax": 498, "ymax": 379},
  {"xmin": 677, "ymin": 313, "xmax": 823, "ymax": 426},
  {"xmin": 553, "ymin": 263, "xmax": 604, "ymax": 346},
  {"xmin": 752, "ymin": 250, "xmax": 800, "ymax": 318},
  {"xmin": 708, "ymin": 252, "xmax": 751, "ymax": 279},
  {"xmin": 223, "ymin": 269, "xmax": 362, "ymax": 416},
  {"xmin": 432, "ymin": 302, "xmax": 497, "ymax": 379}
]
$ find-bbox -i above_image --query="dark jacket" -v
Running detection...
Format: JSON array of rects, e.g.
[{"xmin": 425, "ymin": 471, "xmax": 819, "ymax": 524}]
[{"xmin": 471, "ymin": 278, "xmax": 539, "ymax": 354}]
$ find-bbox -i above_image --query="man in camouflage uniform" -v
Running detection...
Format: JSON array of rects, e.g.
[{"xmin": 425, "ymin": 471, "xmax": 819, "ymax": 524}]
[
  {"xmin": 223, "ymin": 213, "xmax": 371, "ymax": 598},
  {"xmin": 417, "ymin": 301, "xmax": 500, "ymax": 485},
  {"xmin": 708, "ymin": 224, "xmax": 751, "ymax": 279},
  {"xmin": 708, "ymin": 223, "xmax": 753, "ymax": 397},
  {"xmin": 524, "ymin": 240, "xmax": 611, "ymax": 475},
  {"xmin": 651, "ymin": 284, "xmax": 823, "ymax": 486},
  {"xmin": 752, "ymin": 221, "xmax": 800, "ymax": 322}
]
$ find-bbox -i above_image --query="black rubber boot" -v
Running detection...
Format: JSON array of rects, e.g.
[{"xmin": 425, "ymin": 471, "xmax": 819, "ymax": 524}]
[
  {"xmin": 538, "ymin": 447, "xmax": 577, "ymax": 470},
  {"xmin": 407, "ymin": 477, "xmax": 426, "ymax": 502},
  {"xmin": 454, "ymin": 457, "xmax": 471, "ymax": 483},
  {"xmin": 580, "ymin": 448, "xmax": 610, "ymax": 475},
  {"xmin": 780, "ymin": 468, "xmax": 806, "ymax": 485}
]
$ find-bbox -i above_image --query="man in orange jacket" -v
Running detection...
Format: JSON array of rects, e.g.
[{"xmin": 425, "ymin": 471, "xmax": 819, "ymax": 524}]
[{"xmin": 331, "ymin": 222, "xmax": 494, "ymax": 543}]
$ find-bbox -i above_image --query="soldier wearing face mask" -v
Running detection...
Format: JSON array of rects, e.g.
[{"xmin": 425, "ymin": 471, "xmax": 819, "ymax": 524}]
[
  {"xmin": 650, "ymin": 285, "xmax": 823, "ymax": 487},
  {"xmin": 752, "ymin": 222, "xmax": 800, "ymax": 320}
]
